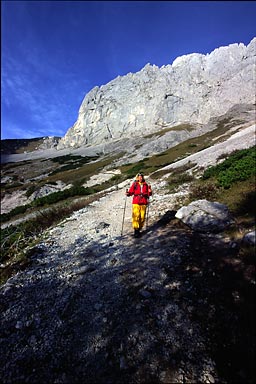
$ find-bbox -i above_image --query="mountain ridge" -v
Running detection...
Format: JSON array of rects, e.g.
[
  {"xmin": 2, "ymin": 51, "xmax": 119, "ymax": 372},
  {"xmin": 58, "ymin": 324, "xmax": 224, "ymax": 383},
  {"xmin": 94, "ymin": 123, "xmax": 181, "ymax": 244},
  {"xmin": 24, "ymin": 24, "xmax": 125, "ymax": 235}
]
[
  {"xmin": 1, "ymin": 38, "xmax": 255, "ymax": 161},
  {"xmin": 57, "ymin": 37, "xmax": 255, "ymax": 149}
]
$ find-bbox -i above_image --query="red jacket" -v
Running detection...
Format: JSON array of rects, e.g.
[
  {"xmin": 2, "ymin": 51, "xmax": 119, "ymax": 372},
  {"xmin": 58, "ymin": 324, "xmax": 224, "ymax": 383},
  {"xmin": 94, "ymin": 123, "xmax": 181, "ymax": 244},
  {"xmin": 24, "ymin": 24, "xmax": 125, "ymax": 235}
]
[{"xmin": 127, "ymin": 181, "xmax": 152, "ymax": 205}]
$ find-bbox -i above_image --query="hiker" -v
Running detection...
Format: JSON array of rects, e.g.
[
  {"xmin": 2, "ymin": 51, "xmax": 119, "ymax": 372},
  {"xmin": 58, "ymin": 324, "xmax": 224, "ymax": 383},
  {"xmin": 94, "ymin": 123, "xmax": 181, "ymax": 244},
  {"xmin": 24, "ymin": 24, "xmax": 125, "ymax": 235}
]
[{"xmin": 125, "ymin": 172, "xmax": 152, "ymax": 237}]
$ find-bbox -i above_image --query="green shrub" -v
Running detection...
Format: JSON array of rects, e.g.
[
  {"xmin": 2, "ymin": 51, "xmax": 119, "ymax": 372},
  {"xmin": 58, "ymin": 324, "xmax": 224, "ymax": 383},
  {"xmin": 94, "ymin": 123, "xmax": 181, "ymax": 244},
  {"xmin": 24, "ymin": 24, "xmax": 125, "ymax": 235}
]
[
  {"xmin": 202, "ymin": 146, "xmax": 255, "ymax": 188},
  {"xmin": 124, "ymin": 162, "xmax": 146, "ymax": 177},
  {"xmin": 32, "ymin": 185, "xmax": 91, "ymax": 207},
  {"xmin": 25, "ymin": 184, "xmax": 37, "ymax": 197},
  {"xmin": 49, "ymin": 164, "xmax": 80, "ymax": 175},
  {"xmin": 49, "ymin": 155, "xmax": 100, "ymax": 176},
  {"xmin": 0, "ymin": 220, "xmax": 42, "ymax": 277},
  {"xmin": 1, "ymin": 204, "xmax": 30, "ymax": 222},
  {"xmin": 0, "ymin": 185, "xmax": 95, "ymax": 223},
  {"xmin": 3, "ymin": 182, "xmax": 24, "ymax": 190},
  {"xmin": 109, "ymin": 174, "xmax": 122, "ymax": 182},
  {"xmin": 51, "ymin": 154, "xmax": 83, "ymax": 164}
]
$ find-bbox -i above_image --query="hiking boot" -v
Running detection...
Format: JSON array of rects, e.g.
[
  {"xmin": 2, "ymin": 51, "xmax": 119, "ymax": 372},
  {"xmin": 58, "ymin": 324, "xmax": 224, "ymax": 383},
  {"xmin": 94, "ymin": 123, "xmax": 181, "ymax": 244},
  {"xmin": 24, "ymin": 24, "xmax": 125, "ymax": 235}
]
[{"xmin": 134, "ymin": 229, "xmax": 140, "ymax": 238}]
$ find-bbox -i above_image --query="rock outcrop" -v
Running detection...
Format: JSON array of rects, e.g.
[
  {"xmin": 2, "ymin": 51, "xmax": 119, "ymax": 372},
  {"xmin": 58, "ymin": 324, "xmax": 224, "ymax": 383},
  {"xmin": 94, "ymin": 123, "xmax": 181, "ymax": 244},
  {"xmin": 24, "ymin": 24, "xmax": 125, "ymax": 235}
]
[
  {"xmin": 38, "ymin": 136, "xmax": 60, "ymax": 150},
  {"xmin": 175, "ymin": 200, "xmax": 234, "ymax": 232},
  {"xmin": 57, "ymin": 38, "xmax": 256, "ymax": 149}
]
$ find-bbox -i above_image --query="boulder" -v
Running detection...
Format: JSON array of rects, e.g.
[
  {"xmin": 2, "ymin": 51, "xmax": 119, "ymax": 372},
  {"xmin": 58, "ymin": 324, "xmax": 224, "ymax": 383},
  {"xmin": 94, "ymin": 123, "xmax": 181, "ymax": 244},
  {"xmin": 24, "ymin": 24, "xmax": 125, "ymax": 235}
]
[
  {"xmin": 175, "ymin": 199, "xmax": 234, "ymax": 232},
  {"xmin": 242, "ymin": 231, "xmax": 256, "ymax": 246}
]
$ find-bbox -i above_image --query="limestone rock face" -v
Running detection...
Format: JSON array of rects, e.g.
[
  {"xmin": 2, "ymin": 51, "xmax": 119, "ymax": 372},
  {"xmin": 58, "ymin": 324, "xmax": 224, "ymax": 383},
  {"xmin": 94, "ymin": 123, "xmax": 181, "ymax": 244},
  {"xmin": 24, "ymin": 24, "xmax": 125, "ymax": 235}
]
[
  {"xmin": 57, "ymin": 38, "xmax": 256, "ymax": 149},
  {"xmin": 38, "ymin": 136, "xmax": 60, "ymax": 150}
]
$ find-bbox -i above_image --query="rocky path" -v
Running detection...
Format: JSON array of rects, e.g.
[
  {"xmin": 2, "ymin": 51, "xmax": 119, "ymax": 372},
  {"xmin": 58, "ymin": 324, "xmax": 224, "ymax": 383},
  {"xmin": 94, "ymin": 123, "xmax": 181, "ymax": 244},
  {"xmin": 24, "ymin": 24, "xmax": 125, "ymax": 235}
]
[{"xmin": 0, "ymin": 179, "xmax": 254, "ymax": 383}]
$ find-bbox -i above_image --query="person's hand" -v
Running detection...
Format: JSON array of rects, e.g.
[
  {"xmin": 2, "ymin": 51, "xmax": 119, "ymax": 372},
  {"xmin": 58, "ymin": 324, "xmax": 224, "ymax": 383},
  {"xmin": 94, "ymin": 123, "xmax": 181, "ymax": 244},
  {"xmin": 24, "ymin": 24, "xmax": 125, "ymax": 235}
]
[{"xmin": 126, "ymin": 189, "xmax": 130, "ymax": 196}]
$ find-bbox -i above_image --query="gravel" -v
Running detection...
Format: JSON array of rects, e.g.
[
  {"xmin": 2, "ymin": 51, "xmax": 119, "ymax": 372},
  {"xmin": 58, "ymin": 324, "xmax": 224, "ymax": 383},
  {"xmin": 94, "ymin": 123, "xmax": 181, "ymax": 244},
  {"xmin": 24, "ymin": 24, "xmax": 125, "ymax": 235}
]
[{"xmin": 1, "ymin": 178, "xmax": 255, "ymax": 383}]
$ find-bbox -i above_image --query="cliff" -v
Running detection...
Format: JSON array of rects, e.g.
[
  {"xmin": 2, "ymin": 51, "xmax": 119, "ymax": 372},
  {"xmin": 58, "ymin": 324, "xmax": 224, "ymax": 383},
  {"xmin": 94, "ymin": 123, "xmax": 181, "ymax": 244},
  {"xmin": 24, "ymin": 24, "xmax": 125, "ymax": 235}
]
[{"xmin": 57, "ymin": 38, "xmax": 255, "ymax": 149}]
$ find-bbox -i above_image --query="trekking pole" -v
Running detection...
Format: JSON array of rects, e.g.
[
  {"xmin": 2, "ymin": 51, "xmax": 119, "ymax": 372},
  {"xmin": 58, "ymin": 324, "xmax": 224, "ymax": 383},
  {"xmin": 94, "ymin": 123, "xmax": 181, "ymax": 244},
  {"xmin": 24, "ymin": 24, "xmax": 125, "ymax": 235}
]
[
  {"xmin": 121, "ymin": 190, "xmax": 128, "ymax": 236},
  {"xmin": 146, "ymin": 199, "xmax": 150, "ymax": 229}
]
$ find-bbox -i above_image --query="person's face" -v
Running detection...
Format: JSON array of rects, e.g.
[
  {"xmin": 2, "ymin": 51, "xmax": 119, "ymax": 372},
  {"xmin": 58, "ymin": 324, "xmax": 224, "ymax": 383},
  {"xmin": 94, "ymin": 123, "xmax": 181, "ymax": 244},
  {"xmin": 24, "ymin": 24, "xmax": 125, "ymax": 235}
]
[{"xmin": 138, "ymin": 175, "xmax": 143, "ymax": 182}]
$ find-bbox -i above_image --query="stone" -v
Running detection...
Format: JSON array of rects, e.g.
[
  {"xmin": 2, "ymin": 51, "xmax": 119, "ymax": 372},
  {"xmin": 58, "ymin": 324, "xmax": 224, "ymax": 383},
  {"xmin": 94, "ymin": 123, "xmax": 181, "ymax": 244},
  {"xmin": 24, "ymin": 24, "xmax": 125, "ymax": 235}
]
[
  {"xmin": 139, "ymin": 289, "xmax": 152, "ymax": 298},
  {"xmin": 15, "ymin": 321, "xmax": 23, "ymax": 330},
  {"xmin": 243, "ymin": 231, "xmax": 256, "ymax": 246},
  {"xmin": 95, "ymin": 222, "xmax": 110, "ymax": 231},
  {"xmin": 175, "ymin": 199, "xmax": 234, "ymax": 232}
]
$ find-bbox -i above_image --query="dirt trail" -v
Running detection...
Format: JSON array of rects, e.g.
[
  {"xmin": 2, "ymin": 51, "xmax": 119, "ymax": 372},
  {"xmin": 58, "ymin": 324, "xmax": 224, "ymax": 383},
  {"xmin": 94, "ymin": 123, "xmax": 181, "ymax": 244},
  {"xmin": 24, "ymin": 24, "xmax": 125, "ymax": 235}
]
[
  {"xmin": 1, "ymin": 175, "xmax": 255, "ymax": 383},
  {"xmin": 1, "ymin": 124, "xmax": 255, "ymax": 383}
]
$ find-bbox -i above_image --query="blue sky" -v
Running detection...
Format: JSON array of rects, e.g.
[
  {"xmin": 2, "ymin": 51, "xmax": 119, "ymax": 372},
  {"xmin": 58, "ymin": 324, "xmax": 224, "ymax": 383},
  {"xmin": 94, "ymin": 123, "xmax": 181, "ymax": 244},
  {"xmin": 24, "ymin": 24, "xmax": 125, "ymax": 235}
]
[{"xmin": 1, "ymin": 1, "xmax": 256, "ymax": 140}]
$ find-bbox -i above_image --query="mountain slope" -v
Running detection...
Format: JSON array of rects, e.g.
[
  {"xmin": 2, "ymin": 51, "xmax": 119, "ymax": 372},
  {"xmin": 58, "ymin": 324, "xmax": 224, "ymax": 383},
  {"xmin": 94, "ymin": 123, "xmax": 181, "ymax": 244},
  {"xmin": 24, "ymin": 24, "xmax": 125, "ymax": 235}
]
[
  {"xmin": 57, "ymin": 38, "xmax": 255, "ymax": 149},
  {"xmin": 1, "ymin": 157, "xmax": 255, "ymax": 383}
]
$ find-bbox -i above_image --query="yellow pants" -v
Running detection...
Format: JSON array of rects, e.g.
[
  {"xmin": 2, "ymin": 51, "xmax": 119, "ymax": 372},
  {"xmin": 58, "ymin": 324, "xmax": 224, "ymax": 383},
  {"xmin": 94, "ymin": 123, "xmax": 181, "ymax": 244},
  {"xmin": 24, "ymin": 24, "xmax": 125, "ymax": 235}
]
[{"xmin": 132, "ymin": 204, "xmax": 147, "ymax": 230}]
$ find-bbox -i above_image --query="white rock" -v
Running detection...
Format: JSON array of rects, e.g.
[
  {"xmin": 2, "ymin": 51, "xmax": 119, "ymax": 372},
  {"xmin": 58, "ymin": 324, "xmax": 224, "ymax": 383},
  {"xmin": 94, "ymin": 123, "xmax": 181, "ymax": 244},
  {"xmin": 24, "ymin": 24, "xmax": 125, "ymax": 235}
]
[
  {"xmin": 57, "ymin": 38, "xmax": 255, "ymax": 149},
  {"xmin": 175, "ymin": 199, "xmax": 234, "ymax": 232},
  {"xmin": 243, "ymin": 231, "xmax": 256, "ymax": 245}
]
